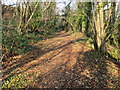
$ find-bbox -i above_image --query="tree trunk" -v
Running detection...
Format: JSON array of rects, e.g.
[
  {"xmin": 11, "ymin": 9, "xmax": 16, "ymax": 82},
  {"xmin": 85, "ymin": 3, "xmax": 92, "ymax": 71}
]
[{"xmin": 94, "ymin": 2, "xmax": 106, "ymax": 54}]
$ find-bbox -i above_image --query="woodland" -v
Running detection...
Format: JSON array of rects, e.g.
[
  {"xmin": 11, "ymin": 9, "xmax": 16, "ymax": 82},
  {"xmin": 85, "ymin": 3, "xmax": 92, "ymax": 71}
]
[{"xmin": 1, "ymin": 0, "xmax": 120, "ymax": 88}]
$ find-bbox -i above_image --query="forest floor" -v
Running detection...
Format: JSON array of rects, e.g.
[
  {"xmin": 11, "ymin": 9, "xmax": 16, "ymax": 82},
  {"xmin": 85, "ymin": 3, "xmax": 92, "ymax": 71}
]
[{"xmin": 2, "ymin": 31, "xmax": 119, "ymax": 88}]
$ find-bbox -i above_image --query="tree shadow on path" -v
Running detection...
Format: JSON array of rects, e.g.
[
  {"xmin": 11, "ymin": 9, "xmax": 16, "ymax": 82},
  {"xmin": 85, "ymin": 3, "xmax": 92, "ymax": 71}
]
[
  {"xmin": 2, "ymin": 32, "xmax": 85, "ymax": 81},
  {"xmin": 31, "ymin": 50, "xmax": 119, "ymax": 88}
]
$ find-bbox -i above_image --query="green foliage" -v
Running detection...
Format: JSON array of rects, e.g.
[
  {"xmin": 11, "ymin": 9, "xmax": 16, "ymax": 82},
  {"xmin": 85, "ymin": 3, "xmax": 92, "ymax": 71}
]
[
  {"xmin": 29, "ymin": 4, "xmax": 42, "ymax": 31},
  {"xmin": 87, "ymin": 38, "xmax": 94, "ymax": 49},
  {"xmin": 2, "ymin": 2, "xmax": 120, "ymax": 88},
  {"xmin": 2, "ymin": 30, "xmax": 32, "ymax": 56},
  {"xmin": 110, "ymin": 33, "xmax": 119, "ymax": 48},
  {"xmin": 108, "ymin": 32, "xmax": 120, "ymax": 61},
  {"xmin": 2, "ymin": 75, "xmax": 28, "ymax": 88},
  {"xmin": 2, "ymin": 1, "xmax": 119, "ymax": 60},
  {"xmin": 2, "ymin": 2, "xmax": 58, "ymax": 59},
  {"xmin": 108, "ymin": 46, "xmax": 120, "ymax": 62}
]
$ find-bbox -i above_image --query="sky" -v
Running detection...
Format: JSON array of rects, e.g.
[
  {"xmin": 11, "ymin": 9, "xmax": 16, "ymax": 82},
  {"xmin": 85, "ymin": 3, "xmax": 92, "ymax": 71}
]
[
  {"xmin": 2, "ymin": 0, "xmax": 17, "ymax": 5},
  {"xmin": 2, "ymin": 0, "xmax": 120, "ymax": 6},
  {"xmin": 2, "ymin": 0, "xmax": 72, "ymax": 15},
  {"xmin": 2, "ymin": 0, "xmax": 120, "ymax": 14},
  {"xmin": 2, "ymin": 0, "xmax": 120, "ymax": 5},
  {"xmin": 2, "ymin": 0, "xmax": 71, "ymax": 12},
  {"xmin": 1, "ymin": 0, "xmax": 119, "ymax": 16},
  {"xmin": 2, "ymin": 0, "xmax": 70, "ymax": 5}
]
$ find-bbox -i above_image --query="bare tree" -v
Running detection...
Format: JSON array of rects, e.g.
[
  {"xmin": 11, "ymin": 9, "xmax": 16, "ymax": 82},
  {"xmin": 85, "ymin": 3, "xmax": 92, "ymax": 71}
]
[{"xmin": 91, "ymin": 1, "xmax": 119, "ymax": 54}]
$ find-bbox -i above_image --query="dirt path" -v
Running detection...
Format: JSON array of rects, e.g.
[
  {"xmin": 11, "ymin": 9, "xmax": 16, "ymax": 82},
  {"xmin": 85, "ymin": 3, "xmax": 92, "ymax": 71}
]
[{"xmin": 3, "ymin": 31, "xmax": 119, "ymax": 88}]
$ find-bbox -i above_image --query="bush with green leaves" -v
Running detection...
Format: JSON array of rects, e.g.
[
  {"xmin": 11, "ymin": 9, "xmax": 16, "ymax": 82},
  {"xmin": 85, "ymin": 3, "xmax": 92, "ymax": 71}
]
[
  {"xmin": 2, "ymin": 30, "xmax": 33, "ymax": 59},
  {"xmin": 108, "ymin": 46, "xmax": 120, "ymax": 62},
  {"xmin": 108, "ymin": 31, "xmax": 120, "ymax": 61}
]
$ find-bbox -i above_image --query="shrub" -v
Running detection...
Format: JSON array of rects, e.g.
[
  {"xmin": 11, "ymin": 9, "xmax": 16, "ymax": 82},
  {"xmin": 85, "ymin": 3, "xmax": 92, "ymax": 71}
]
[{"xmin": 2, "ymin": 30, "xmax": 32, "ymax": 59}]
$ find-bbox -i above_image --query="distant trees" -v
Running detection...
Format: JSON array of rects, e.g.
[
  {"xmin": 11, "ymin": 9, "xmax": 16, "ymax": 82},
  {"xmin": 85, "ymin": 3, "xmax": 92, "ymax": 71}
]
[
  {"xmin": 2, "ymin": 1, "xmax": 58, "ymax": 59},
  {"xmin": 2, "ymin": 0, "xmax": 120, "ymax": 59},
  {"xmin": 63, "ymin": 1, "xmax": 119, "ymax": 54},
  {"xmin": 77, "ymin": 2, "xmax": 92, "ymax": 36}
]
